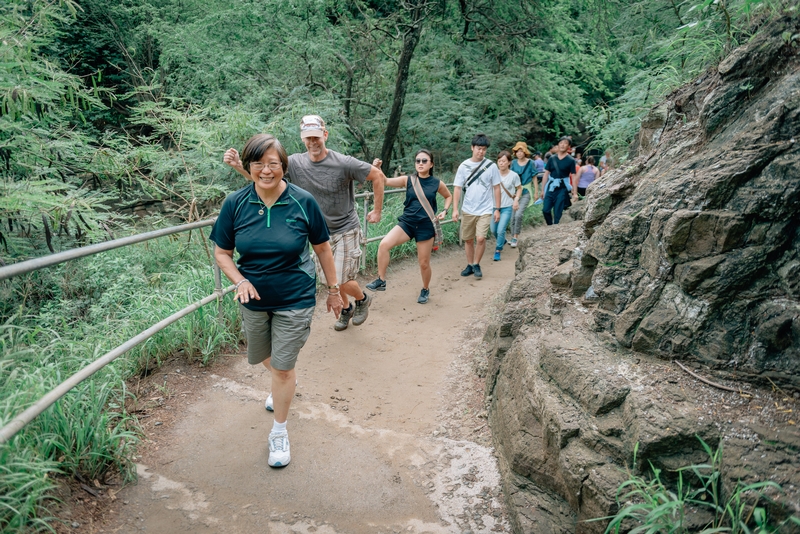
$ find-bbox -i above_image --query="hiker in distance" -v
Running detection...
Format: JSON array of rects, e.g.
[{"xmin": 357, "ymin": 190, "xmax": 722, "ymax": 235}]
[
  {"xmin": 491, "ymin": 150, "xmax": 522, "ymax": 261},
  {"xmin": 452, "ymin": 133, "xmax": 502, "ymax": 279},
  {"xmin": 366, "ymin": 149, "xmax": 452, "ymax": 304},
  {"xmin": 508, "ymin": 142, "xmax": 535, "ymax": 249},
  {"xmin": 212, "ymin": 134, "xmax": 343, "ymax": 467},
  {"xmin": 539, "ymin": 135, "xmax": 577, "ymax": 225},
  {"xmin": 224, "ymin": 115, "xmax": 387, "ymax": 332}
]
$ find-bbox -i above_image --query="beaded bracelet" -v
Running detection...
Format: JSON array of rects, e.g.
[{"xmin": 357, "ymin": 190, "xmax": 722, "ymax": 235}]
[{"xmin": 235, "ymin": 279, "xmax": 250, "ymax": 290}]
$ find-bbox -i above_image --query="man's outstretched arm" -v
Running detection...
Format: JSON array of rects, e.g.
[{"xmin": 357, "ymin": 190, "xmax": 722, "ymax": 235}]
[{"xmin": 365, "ymin": 162, "xmax": 386, "ymax": 223}]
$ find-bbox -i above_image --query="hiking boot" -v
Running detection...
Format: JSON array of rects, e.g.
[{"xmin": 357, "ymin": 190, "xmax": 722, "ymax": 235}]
[
  {"xmin": 268, "ymin": 430, "xmax": 291, "ymax": 467},
  {"xmin": 493, "ymin": 250, "xmax": 501, "ymax": 261},
  {"xmin": 352, "ymin": 293, "xmax": 371, "ymax": 326},
  {"xmin": 510, "ymin": 238, "xmax": 518, "ymax": 248},
  {"xmin": 460, "ymin": 264, "xmax": 474, "ymax": 276},
  {"xmin": 473, "ymin": 264, "xmax": 483, "ymax": 279},
  {"xmin": 366, "ymin": 277, "xmax": 386, "ymax": 291},
  {"xmin": 334, "ymin": 305, "xmax": 353, "ymax": 331},
  {"xmin": 418, "ymin": 288, "xmax": 430, "ymax": 304}
]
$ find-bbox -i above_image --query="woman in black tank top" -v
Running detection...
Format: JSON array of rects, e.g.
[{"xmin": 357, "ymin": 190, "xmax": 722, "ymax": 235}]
[{"xmin": 365, "ymin": 150, "xmax": 452, "ymax": 304}]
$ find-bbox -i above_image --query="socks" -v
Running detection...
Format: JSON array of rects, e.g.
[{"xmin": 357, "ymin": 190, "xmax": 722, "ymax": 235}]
[
  {"xmin": 272, "ymin": 420, "xmax": 287, "ymax": 433},
  {"xmin": 356, "ymin": 295, "xmax": 368, "ymax": 304}
]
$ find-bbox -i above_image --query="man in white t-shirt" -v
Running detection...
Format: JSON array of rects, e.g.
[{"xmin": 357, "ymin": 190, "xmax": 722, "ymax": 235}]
[{"xmin": 452, "ymin": 133, "xmax": 502, "ymax": 280}]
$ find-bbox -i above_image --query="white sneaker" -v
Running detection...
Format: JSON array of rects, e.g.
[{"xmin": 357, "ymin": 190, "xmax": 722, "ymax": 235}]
[{"xmin": 268, "ymin": 430, "xmax": 291, "ymax": 467}]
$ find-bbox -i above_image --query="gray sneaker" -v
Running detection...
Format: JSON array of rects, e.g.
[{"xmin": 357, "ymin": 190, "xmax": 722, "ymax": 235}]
[
  {"xmin": 352, "ymin": 293, "xmax": 372, "ymax": 326},
  {"xmin": 417, "ymin": 288, "xmax": 430, "ymax": 304},
  {"xmin": 334, "ymin": 305, "xmax": 353, "ymax": 331}
]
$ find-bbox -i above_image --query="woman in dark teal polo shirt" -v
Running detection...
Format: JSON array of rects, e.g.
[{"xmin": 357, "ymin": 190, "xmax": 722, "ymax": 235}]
[{"xmin": 211, "ymin": 133, "xmax": 343, "ymax": 468}]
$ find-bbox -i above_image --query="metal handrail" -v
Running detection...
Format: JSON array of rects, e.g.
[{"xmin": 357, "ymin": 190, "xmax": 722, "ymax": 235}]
[
  {"xmin": 0, "ymin": 218, "xmax": 217, "ymax": 282},
  {"xmin": 0, "ymin": 182, "xmax": 459, "ymax": 442},
  {"xmin": 0, "ymin": 284, "xmax": 234, "ymax": 444},
  {"xmin": 0, "ymin": 218, "xmax": 227, "ymax": 444}
]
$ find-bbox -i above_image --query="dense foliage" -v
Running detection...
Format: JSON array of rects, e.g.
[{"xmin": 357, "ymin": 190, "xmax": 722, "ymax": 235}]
[
  {"xmin": 0, "ymin": 0, "xmax": 792, "ymax": 529},
  {"xmin": 2, "ymin": 0, "xmax": 787, "ymax": 258}
]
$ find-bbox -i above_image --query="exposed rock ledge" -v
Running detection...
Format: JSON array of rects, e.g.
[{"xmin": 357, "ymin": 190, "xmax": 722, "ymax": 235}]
[{"xmin": 484, "ymin": 15, "xmax": 799, "ymax": 534}]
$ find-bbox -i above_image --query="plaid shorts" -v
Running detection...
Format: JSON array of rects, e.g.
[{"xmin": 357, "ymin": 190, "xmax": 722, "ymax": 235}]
[{"xmin": 312, "ymin": 226, "xmax": 362, "ymax": 285}]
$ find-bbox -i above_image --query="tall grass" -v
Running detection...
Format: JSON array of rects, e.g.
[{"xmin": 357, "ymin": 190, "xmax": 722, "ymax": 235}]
[
  {"xmin": 595, "ymin": 438, "xmax": 800, "ymax": 533},
  {"xmin": 0, "ymin": 231, "xmax": 241, "ymax": 532}
]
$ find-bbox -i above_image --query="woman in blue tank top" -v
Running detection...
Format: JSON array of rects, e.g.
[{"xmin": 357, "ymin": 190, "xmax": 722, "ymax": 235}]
[{"xmin": 366, "ymin": 150, "xmax": 452, "ymax": 304}]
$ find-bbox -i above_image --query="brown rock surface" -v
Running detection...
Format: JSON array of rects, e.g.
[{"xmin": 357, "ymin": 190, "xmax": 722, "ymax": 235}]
[{"xmin": 484, "ymin": 15, "xmax": 800, "ymax": 534}]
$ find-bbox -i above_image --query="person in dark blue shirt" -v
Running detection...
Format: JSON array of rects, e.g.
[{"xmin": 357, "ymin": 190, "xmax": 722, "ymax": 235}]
[
  {"xmin": 211, "ymin": 134, "xmax": 343, "ymax": 468},
  {"xmin": 365, "ymin": 150, "xmax": 452, "ymax": 304},
  {"xmin": 540, "ymin": 136, "xmax": 577, "ymax": 225}
]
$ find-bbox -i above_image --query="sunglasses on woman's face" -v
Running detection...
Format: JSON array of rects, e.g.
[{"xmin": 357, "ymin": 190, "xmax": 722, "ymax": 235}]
[{"xmin": 415, "ymin": 158, "xmax": 429, "ymax": 164}]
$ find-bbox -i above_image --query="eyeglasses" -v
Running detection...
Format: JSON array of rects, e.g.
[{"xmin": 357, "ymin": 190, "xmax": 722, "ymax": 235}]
[
  {"xmin": 415, "ymin": 158, "xmax": 429, "ymax": 164},
  {"xmin": 250, "ymin": 162, "xmax": 282, "ymax": 172}
]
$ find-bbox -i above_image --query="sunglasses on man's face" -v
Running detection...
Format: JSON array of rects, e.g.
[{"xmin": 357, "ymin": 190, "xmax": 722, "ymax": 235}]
[{"xmin": 415, "ymin": 158, "xmax": 429, "ymax": 164}]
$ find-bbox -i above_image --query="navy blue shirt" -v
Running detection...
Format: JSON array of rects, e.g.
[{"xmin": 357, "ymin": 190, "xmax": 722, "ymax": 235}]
[
  {"xmin": 545, "ymin": 154, "xmax": 576, "ymax": 179},
  {"xmin": 210, "ymin": 181, "xmax": 330, "ymax": 312}
]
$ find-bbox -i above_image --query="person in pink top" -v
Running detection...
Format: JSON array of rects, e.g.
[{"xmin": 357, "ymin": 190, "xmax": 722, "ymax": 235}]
[{"xmin": 574, "ymin": 155, "xmax": 600, "ymax": 200}]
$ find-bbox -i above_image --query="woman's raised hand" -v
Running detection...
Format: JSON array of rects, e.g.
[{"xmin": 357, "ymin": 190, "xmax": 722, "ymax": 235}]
[{"xmin": 223, "ymin": 148, "xmax": 244, "ymax": 171}]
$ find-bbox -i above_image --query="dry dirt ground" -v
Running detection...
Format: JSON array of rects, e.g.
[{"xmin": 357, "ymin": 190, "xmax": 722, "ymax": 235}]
[{"xmin": 60, "ymin": 242, "xmax": 523, "ymax": 533}]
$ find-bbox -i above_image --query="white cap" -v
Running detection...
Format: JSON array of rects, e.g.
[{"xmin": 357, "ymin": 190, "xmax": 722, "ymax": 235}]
[{"xmin": 300, "ymin": 115, "xmax": 326, "ymax": 138}]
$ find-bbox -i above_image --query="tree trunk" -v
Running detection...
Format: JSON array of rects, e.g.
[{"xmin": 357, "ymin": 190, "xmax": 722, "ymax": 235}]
[
  {"xmin": 379, "ymin": 7, "xmax": 424, "ymax": 175},
  {"xmin": 333, "ymin": 51, "xmax": 372, "ymax": 160}
]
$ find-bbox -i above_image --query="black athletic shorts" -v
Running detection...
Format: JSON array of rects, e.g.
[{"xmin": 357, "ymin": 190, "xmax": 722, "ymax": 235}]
[
  {"xmin": 536, "ymin": 172, "xmax": 545, "ymax": 183},
  {"xmin": 397, "ymin": 216, "xmax": 435, "ymax": 242}
]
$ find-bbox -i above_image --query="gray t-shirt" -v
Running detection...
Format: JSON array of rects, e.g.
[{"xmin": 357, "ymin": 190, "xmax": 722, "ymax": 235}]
[{"xmin": 287, "ymin": 150, "xmax": 372, "ymax": 234}]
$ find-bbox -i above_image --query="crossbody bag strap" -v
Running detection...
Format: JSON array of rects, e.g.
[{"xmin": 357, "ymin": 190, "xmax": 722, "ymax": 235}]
[
  {"xmin": 499, "ymin": 178, "xmax": 515, "ymax": 200},
  {"xmin": 411, "ymin": 175, "xmax": 444, "ymax": 245},
  {"xmin": 464, "ymin": 159, "xmax": 491, "ymax": 189}
]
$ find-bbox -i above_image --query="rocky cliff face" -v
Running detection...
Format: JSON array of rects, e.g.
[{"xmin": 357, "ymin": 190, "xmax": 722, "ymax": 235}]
[{"xmin": 485, "ymin": 16, "xmax": 799, "ymax": 533}]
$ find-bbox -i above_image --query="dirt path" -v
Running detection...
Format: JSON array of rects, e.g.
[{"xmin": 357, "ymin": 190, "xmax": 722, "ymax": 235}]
[{"xmin": 104, "ymin": 243, "xmax": 520, "ymax": 533}]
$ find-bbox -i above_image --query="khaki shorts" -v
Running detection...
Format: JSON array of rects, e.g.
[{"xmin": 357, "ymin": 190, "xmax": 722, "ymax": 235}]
[
  {"xmin": 460, "ymin": 212, "xmax": 491, "ymax": 242},
  {"xmin": 240, "ymin": 305, "xmax": 315, "ymax": 370},
  {"xmin": 313, "ymin": 227, "xmax": 362, "ymax": 285}
]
